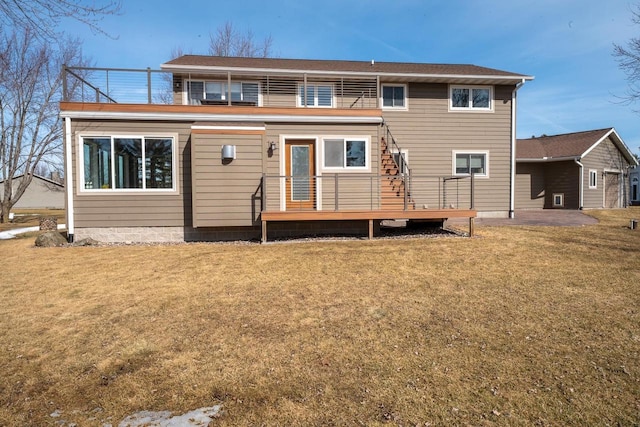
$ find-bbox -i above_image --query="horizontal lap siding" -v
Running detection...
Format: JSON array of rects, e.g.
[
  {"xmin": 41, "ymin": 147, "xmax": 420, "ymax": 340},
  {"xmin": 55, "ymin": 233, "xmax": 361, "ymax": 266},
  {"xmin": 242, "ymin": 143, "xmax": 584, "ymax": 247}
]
[
  {"xmin": 582, "ymin": 137, "xmax": 630, "ymax": 209},
  {"xmin": 544, "ymin": 161, "xmax": 579, "ymax": 209},
  {"xmin": 71, "ymin": 120, "xmax": 192, "ymax": 228},
  {"xmin": 381, "ymin": 83, "xmax": 515, "ymax": 213},
  {"xmin": 192, "ymin": 133, "xmax": 264, "ymax": 227},
  {"xmin": 515, "ymin": 163, "xmax": 545, "ymax": 209}
]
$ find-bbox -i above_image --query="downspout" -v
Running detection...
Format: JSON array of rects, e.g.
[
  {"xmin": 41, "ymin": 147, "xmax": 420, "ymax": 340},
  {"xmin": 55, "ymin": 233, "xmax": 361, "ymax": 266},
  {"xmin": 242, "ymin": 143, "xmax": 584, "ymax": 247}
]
[
  {"xmin": 509, "ymin": 79, "xmax": 526, "ymax": 219},
  {"xmin": 574, "ymin": 157, "xmax": 584, "ymax": 209},
  {"xmin": 64, "ymin": 117, "xmax": 75, "ymax": 242}
]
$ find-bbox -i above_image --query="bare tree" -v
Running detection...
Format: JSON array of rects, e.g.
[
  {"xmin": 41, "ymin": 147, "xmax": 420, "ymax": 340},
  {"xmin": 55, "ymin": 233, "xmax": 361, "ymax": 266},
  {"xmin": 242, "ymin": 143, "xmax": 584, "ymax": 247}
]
[
  {"xmin": 614, "ymin": 4, "xmax": 640, "ymax": 108},
  {"xmin": 209, "ymin": 22, "xmax": 273, "ymax": 58},
  {"xmin": 0, "ymin": 0, "xmax": 121, "ymax": 39},
  {"xmin": 0, "ymin": 28, "xmax": 84, "ymax": 222}
]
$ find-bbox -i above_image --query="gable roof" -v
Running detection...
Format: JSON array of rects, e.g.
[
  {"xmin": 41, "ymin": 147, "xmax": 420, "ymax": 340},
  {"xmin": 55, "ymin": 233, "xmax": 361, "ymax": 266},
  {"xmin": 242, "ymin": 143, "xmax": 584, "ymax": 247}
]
[
  {"xmin": 0, "ymin": 174, "xmax": 64, "ymax": 187},
  {"xmin": 517, "ymin": 128, "xmax": 638, "ymax": 165},
  {"xmin": 161, "ymin": 55, "xmax": 533, "ymax": 85}
]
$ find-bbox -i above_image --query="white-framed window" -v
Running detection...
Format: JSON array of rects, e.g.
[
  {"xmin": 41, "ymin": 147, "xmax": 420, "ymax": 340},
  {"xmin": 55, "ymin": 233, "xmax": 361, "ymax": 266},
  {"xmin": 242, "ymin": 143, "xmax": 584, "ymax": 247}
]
[
  {"xmin": 589, "ymin": 169, "xmax": 598, "ymax": 189},
  {"xmin": 449, "ymin": 85, "xmax": 493, "ymax": 111},
  {"xmin": 453, "ymin": 151, "xmax": 488, "ymax": 177},
  {"xmin": 298, "ymin": 83, "xmax": 334, "ymax": 107},
  {"xmin": 322, "ymin": 137, "xmax": 369, "ymax": 170},
  {"xmin": 391, "ymin": 148, "xmax": 409, "ymax": 174},
  {"xmin": 187, "ymin": 80, "xmax": 260, "ymax": 105},
  {"xmin": 553, "ymin": 193, "xmax": 564, "ymax": 207},
  {"xmin": 79, "ymin": 134, "xmax": 177, "ymax": 192},
  {"xmin": 381, "ymin": 84, "xmax": 407, "ymax": 109}
]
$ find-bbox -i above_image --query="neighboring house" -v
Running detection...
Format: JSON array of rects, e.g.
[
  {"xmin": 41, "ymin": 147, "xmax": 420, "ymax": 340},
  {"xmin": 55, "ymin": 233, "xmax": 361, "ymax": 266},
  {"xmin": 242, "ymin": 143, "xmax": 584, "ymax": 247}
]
[
  {"xmin": 0, "ymin": 174, "xmax": 65, "ymax": 210},
  {"xmin": 630, "ymin": 165, "xmax": 640, "ymax": 206},
  {"xmin": 516, "ymin": 128, "xmax": 638, "ymax": 210},
  {"xmin": 60, "ymin": 55, "xmax": 533, "ymax": 243}
]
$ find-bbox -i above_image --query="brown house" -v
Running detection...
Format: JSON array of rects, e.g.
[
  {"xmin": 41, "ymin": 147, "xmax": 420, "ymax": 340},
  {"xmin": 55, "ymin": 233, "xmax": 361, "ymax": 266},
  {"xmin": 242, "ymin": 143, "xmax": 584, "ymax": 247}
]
[
  {"xmin": 516, "ymin": 128, "xmax": 638, "ymax": 210},
  {"xmin": 60, "ymin": 55, "xmax": 533, "ymax": 243}
]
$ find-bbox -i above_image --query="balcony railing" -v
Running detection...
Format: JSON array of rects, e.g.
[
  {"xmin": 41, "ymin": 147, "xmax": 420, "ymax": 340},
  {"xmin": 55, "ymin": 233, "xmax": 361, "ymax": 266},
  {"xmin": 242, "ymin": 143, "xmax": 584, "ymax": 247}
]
[
  {"xmin": 261, "ymin": 173, "xmax": 475, "ymax": 212},
  {"xmin": 61, "ymin": 66, "xmax": 380, "ymax": 108}
]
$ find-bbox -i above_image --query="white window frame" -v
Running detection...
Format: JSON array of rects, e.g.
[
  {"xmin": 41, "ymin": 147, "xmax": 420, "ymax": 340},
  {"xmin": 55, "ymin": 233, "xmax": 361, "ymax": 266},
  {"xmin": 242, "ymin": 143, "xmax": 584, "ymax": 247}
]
[
  {"xmin": 320, "ymin": 136, "xmax": 370, "ymax": 172},
  {"xmin": 380, "ymin": 84, "xmax": 408, "ymax": 110},
  {"xmin": 390, "ymin": 148, "xmax": 409, "ymax": 174},
  {"xmin": 297, "ymin": 83, "xmax": 335, "ymax": 108},
  {"xmin": 452, "ymin": 151, "xmax": 489, "ymax": 178},
  {"xmin": 589, "ymin": 169, "xmax": 597, "ymax": 189},
  {"xmin": 553, "ymin": 193, "xmax": 564, "ymax": 207},
  {"xmin": 185, "ymin": 79, "xmax": 261, "ymax": 106},
  {"xmin": 449, "ymin": 85, "xmax": 494, "ymax": 112},
  {"xmin": 78, "ymin": 133, "xmax": 179, "ymax": 193}
]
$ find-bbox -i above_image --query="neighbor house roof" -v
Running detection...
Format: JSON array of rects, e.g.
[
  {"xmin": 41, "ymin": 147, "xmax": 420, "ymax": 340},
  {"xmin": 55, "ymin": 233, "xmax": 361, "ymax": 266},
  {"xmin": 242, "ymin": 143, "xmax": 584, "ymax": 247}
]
[
  {"xmin": 0, "ymin": 173, "xmax": 64, "ymax": 187},
  {"xmin": 517, "ymin": 128, "xmax": 638, "ymax": 165},
  {"xmin": 161, "ymin": 55, "xmax": 533, "ymax": 85}
]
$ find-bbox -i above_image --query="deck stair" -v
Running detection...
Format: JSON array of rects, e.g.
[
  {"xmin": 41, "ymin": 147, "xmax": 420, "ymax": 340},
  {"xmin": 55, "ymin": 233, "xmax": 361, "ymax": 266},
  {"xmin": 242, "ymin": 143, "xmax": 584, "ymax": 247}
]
[{"xmin": 380, "ymin": 134, "xmax": 414, "ymax": 210}]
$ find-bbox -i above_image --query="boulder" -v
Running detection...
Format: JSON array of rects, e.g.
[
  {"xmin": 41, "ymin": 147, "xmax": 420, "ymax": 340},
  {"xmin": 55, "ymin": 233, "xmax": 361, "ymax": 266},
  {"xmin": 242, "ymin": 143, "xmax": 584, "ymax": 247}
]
[
  {"xmin": 73, "ymin": 237, "xmax": 100, "ymax": 246},
  {"xmin": 35, "ymin": 231, "xmax": 67, "ymax": 247}
]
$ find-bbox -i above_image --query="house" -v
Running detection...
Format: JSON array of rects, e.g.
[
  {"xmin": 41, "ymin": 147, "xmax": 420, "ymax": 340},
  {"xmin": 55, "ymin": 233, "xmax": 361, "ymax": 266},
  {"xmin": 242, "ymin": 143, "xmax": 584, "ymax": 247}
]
[
  {"xmin": 59, "ymin": 55, "xmax": 533, "ymax": 243},
  {"xmin": 516, "ymin": 128, "xmax": 638, "ymax": 210},
  {"xmin": 630, "ymin": 165, "xmax": 640, "ymax": 206},
  {"xmin": 1, "ymin": 173, "xmax": 65, "ymax": 210}
]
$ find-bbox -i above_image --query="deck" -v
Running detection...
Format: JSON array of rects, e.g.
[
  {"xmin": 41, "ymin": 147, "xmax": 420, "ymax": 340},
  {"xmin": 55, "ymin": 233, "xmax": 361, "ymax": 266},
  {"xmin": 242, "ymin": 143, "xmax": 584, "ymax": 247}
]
[{"xmin": 260, "ymin": 208, "xmax": 476, "ymax": 243}]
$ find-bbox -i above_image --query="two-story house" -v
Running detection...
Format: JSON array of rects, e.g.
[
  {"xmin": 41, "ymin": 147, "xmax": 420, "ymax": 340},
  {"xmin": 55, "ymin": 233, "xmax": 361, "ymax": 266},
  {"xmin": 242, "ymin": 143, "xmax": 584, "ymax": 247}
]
[{"xmin": 60, "ymin": 55, "xmax": 533, "ymax": 242}]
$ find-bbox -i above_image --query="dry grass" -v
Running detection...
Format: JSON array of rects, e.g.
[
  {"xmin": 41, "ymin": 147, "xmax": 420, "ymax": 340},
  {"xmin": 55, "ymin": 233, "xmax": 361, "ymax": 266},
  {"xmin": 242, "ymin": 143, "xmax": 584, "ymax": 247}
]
[
  {"xmin": 0, "ymin": 209, "xmax": 65, "ymax": 232},
  {"xmin": 1, "ymin": 208, "xmax": 640, "ymax": 426}
]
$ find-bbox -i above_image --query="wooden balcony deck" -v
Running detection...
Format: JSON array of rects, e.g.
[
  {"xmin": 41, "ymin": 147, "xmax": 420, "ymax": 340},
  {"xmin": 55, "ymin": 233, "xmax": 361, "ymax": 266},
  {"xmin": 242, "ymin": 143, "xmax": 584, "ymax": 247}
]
[{"xmin": 260, "ymin": 208, "xmax": 476, "ymax": 243}]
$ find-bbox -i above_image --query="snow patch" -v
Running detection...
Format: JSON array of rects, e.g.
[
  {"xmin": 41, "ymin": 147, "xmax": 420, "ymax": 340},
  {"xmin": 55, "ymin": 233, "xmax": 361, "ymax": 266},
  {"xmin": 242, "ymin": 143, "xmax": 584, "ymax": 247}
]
[{"xmin": 117, "ymin": 406, "xmax": 222, "ymax": 427}]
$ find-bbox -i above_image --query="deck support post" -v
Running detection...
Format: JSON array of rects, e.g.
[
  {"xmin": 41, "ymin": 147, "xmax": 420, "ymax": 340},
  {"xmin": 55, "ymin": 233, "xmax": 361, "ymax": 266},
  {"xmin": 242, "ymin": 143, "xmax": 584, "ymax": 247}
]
[
  {"xmin": 368, "ymin": 219, "xmax": 374, "ymax": 239},
  {"xmin": 261, "ymin": 220, "xmax": 267, "ymax": 243},
  {"xmin": 469, "ymin": 217, "xmax": 474, "ymax": 237}
]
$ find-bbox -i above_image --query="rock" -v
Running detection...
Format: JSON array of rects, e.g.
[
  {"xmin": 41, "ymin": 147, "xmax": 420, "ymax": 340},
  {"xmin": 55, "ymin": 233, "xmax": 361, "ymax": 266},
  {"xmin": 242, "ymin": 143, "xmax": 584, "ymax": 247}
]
[
  {"xmin": 73, "ymin": 237, "xmax": 100, "ymax": 246},
  {"xmin": 35, "ymin": 231, "xmax": 67, "ymax": 247}
]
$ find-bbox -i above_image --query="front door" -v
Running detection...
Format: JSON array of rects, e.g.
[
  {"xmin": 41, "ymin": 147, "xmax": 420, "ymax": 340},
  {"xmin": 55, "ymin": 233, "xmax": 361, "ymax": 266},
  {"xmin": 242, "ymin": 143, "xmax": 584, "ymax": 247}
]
[{"xmin": 285, "ymin": 139, "xmax": 315, "ymax": 210}]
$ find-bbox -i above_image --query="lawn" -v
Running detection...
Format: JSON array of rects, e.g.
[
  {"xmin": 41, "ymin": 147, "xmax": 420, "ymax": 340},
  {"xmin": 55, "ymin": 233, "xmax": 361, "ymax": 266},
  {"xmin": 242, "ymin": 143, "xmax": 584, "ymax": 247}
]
[
  {"xmin": 0, "ymin": 209, "xmax": 66, "ymax": 232},
  {"xmin": 1, "ymin": 209, "xmax": 639, "ymax": 426}
]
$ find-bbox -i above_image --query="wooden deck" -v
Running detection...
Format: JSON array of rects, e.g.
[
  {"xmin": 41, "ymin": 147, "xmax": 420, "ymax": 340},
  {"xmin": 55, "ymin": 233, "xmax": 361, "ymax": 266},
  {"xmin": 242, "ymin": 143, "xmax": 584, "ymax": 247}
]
[{"xmin": 260, "ymin": 208, "xmax": 476, "ymax": 242}]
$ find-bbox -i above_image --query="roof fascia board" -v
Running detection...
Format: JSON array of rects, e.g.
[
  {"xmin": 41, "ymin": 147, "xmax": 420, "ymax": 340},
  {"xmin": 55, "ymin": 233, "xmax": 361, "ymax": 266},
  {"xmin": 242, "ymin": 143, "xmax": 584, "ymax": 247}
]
[
  {"xmin": 517, "ymin": 156, "xmax": 579, "ymax": 163},
  {"xmin": 161, "ymin": 63, "xmax": 534, "ymax": 82},
  {"xmin": 60, "ymin": 110, "xmax": 383, "ymax": 124}
]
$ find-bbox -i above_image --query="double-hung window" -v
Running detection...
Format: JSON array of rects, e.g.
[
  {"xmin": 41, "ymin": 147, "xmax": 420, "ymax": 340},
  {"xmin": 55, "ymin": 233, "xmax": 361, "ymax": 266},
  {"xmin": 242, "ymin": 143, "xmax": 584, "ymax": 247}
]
[
  {"xmin": 298, "ymin": 84, "xmax": 333, "ymax": 107},
  {"xmin": 381, "ymin": 84, "xmax": 406, "ymax": 109},
  {"xmin": 450, "ymin": 85, "xmax": 492, "ymax": 111},
  {"xmin": 81, "ymin": 135, "xmax": 176, "ymax": 191},
  {"xmin": 454, "ymin": 152, "xmax": 488, "ymax": 176},
  {"xmin": 188, "ymin": 80, "xmax": 259, "ymax": 105},
  {"xmin": 323, "ymin": 138, "xmax": 368, "ymax": 169}
]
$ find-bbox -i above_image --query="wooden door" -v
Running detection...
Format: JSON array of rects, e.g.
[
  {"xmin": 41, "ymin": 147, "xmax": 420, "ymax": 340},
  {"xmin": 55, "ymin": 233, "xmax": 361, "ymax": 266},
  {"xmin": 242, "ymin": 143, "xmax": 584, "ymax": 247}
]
[
  {"xmin": 605, "ymin": 172, "xmax": 620, "ymax": 208},
  {"xmin": 285, "ymin": 140, "xmax": 315, "ymax": 210}
]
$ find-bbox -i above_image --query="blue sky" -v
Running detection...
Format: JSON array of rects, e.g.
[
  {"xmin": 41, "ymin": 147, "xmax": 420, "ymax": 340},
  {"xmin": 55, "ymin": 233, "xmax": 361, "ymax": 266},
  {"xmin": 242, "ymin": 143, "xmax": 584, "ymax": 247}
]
[{"xmin": 65, "ymin": 0, "xmax": 640, "ymax": 154}]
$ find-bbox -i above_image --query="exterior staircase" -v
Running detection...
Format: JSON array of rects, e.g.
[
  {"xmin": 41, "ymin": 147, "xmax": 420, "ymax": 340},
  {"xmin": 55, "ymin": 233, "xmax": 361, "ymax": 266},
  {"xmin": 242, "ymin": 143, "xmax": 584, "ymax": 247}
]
[{"xmin": 380, "ymin": 134, "xmax": 414, "ymax": 210}]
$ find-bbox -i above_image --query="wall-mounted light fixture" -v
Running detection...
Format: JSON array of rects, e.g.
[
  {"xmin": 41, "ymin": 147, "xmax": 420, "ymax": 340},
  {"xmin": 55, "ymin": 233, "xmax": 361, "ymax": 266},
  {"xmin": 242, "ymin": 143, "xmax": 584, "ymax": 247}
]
[
  {"xmin": 174, "ymin": 80, "xmax": 181, "ymax": 90},
  {"xmin": 268, "ymin": 141, "xmax": 278, "ymax": 151},
  {"xmin": 221, "ymin": 145, "xmax": 236, "ymax": 162}
]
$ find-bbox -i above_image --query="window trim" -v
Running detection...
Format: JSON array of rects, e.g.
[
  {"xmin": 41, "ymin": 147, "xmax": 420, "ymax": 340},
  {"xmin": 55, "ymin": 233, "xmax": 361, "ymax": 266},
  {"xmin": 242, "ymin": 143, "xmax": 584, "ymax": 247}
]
[
  {"xmin": 320, "ymin": 136, "xmax": 370, "ymax": 172},
  {"xmin": 589, "ymin": 169, "xmax": 598, "ymax": 189},
  {"xmin": 380, "ymin": 83, "xmax": 408, "ymax": 110},
  {"xmin": 449, "ymin": 85, "xmax": 494, "ymax": 112},
  {"xmin": 553, "ymin": 193, "xmax": 564, "ymax": 207},
  {"xmin": 452, "ymin": 151, "xmax": 489, "ymax": 178},
  {"xmin": 185, "ymin": 79, "xmax": 261, "ymax": 106},
  {"xmin": 297, "ymin": 83, "xmax": 335, "ymax": 108},
  {"xmin": 78, "ymin": 133, "xmax": 179, "ymax": 194}
]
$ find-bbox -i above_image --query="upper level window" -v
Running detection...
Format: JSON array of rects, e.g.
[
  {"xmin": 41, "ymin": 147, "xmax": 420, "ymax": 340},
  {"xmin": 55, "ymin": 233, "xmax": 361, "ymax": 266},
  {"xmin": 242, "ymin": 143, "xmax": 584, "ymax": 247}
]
[
  {"xmin": 589, "ymin": 170, "xmax": 597, "ymax": 189},
  {"xmin": 81, "ymin": 135, "xmax": 176, "ymax": 191},
  {"xmin": 187, "ymin": 80, "xmax": 259, "ymax": 105},
  {"xmin": 450, "ymin": 85, "xmax": 492, "ymax": 111},
  {"xmin": 323, "ymin": 138, "xmax": 368, "ymax": 169},
  {"xmin": 454, "ymin": 152, "xmax": 488, "ymax": 177},
  {"xmin": 298, "ymin": 84, "xmax": 333, "ymax": 107},
  {"xmin": 381, "ymin": 84, "xmax": 406, "ymax": 109}
]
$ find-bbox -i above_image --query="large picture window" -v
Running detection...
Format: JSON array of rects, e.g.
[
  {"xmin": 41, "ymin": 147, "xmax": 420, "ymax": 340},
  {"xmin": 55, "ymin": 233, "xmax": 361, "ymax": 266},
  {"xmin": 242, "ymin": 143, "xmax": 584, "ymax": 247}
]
[
  {"xmin": 81, "ymin": 135, "xmax": 175, "ymax": 191},
  {"xmin": 450, "ymin": 85, "xmax": 492, "ymax": 111},
  {"xmin": 323, "ymin": 138, "xmax": 367, "ymax": 169},
  {"xmin": 187, "ymin": 80, "xmax": 259, "ymax": 105},
  {"xmin": 454, "ymin": 152, "xmax": 488, "ymax": 176}
]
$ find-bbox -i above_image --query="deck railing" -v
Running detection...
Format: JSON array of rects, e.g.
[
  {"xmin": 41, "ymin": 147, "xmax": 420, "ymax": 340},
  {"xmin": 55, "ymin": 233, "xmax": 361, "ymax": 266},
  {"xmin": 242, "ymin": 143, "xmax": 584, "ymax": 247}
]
[
  {"xmin": 261, "ymin": 173, "xmax": 475, "ymax": 212},
  {"xmin": 62, "ymin": 65, "xmax": 380, "ymax": 108}
]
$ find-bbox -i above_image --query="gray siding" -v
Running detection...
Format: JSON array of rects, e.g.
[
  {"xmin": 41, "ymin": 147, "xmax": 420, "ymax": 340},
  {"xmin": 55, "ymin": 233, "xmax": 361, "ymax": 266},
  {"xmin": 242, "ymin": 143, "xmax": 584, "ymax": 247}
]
[
  {"xmin": 10, "ymin": 176, "xmax": 65, "ymax": 209},
  {"xmin": 515, "ymin": 163, "xmax": 545, "ymax": 209},
  {"xmin": 70, "ymin": 120, "xmax": 192, "ymax": 228},
  {"xmin": 191, "ymin": 132, "xmax": 264, "ymax": 227},
  {"xmin": 381, "ymin": 83, "xmax": 515, "ymax": 215},
  {"xmin": 582, "ymin": 136, "xmax": 630, "ymax": 209},
  {"xmin": 544, "ymin": 161, "xmax": 579, "ymax": 209}
]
